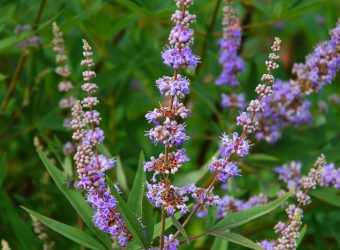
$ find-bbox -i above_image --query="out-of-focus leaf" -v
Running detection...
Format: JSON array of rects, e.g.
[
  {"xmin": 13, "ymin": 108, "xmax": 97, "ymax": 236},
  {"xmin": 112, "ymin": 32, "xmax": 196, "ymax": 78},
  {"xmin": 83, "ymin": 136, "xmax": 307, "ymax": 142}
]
[
  {"xmin": 211, "ymin": 193, "xmax": 290, "ymax": 231},
  {"xmin": 210, "ymin": 231, "xmax": 262, "ymax": 250},
  {"xmin": 206, "ymin": 206, "xmax": 216, "ymax": 230},
  {"xmin": 174, "ymin": 150, "xmax": 218, "ymax": 187},
  {"xmin": 171, "ymin": 215, "xmax": 189, "ymax": 244},
  {"xmin": 112, "ymin": 0, "xmax": 150, "ymax": 14},
  {"xmin": 37, "ymin": 149, "xmax": 112, "ymax": 248},
  {"xmin": 0, "ymin": 154, "xmax": 7, "ymax": 188},
  {"xmin": 107, "ymin": 177, "xmax": 149, "ymax": 248},
  {"xmin": 0, "ymin": 192, "xmax": 39, "ymax": 250},
  {"xmin": 22, "ymin": 207, "xmax": 106, "ymax": 250},
  {"xmin": 211, "ymin": 236, "xmax": 228, "ymax": 250},
  {"xmin": 246, "ymin": 153, "xmax": 279, "ymax": 162},
  {"xmin": 0, "ymin": 74, "xmax": 8, "ymax": 81},
  {"xmin": 297, "ymin": 224, "xmax": 307, "ymax": 247},
  {"xmin": 311, "ymin": 188, "xmax": 340, "ymax": 208},
  {"xmin": 282, "ymin": 0, "xmax": 337, "ymax": 19}
]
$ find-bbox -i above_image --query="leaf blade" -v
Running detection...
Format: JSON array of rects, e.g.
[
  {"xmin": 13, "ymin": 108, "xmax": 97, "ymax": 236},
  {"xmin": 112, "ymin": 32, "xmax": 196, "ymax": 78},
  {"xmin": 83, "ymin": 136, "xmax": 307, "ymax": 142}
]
[
  {"xmin": 107, "ymin": 177, "xmax": 148, "ymax": 248},
  {"xmin": 210, "ymin": 231, "xmax": 262, "ymax": 250},
  {"xmin": 36, "ymin": 149, "xmax": 112, "ymax": 248},
  {"xmin": 211, "ymin": 193, "xmax": 290, "ymax": 231},
  {"xmin": 22, "ymin": 207, "xmax": 106, "ymax": 250}
]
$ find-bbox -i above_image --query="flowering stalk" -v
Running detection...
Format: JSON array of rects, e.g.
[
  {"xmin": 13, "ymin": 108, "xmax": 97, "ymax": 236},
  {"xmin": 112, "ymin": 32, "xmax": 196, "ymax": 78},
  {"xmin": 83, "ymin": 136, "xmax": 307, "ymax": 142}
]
[
  {"xmin": 216, "ymin": 0, "xmax": 244, "ymax": 88},
  {"xmin": 31, "ymin": 216, "xmax": 55, "ymax": 250},
  {"xmin": 258, "ymin": 155, "xmax": 327, "ymax": 250},
  {"xmin": 217, "ymin": 0, "xmax": 245, "ymax": 113},
  {"xmin": 257, "ymin": 20, "xmax": 340, "ymax": 143},
  {"xmin": 144, "ymin": 0, "xmax": 200, "ymax": 248},
  {"xmin": 52, "ymin": 22, "xmax": 76, "ymax": 156},
  {"xmin": 71, "ymin": 40, "xmax": 131, "ymax": 247},
  {"xmin": 166, "ymin": 37, "xmax": 281, "ymax": 247}
]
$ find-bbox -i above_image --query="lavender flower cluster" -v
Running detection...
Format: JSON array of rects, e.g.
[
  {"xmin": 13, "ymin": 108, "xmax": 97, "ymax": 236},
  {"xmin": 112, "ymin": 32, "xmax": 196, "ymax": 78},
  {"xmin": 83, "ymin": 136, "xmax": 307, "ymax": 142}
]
[
  {"xmin": 216, "ymin": 1, "xmax": 244, "ymax": 88},
  {"xmin": 52, "ymin": 23, "xmax": 76, "ymax": 156},
  {"xmin": 216, "ymin": 193, "xmax": 268, "ymax": 219},
  {"xmin": 259, "ymin": 155, "xmax": 328, "ymax": 250},
  {"xmin": 217, "ymin": 1, "xmax": 246, "ymax": 111},
  {"xmin": 256, "ymin": 21, "xmax": 340, "ymax": 143},
  {"xmin": 207, "ymin": 38, "xmax": 281, "ymax": 188},
  {"xmin": 71, "ymin": 40, "xmax": 131, "ymax": 247},
  {"xmin": 145, "ymin": 0, "xmax": 197, "ymax": 218},
  {"xmin": 275, "ymin": 160, "xmax": 340, "ymax": 190},
  {"xmin": 15, "ymin": 24, "xmax": 41, "ymax": 49}
]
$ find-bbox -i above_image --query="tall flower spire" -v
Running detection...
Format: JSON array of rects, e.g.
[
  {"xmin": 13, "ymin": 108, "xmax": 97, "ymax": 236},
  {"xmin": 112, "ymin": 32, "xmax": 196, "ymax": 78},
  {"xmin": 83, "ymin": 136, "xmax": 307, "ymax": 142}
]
[
  {"xmin": 216, "ymin": 0, "xmax": 244, "ymax": 87},
  {"xmin": 71, "ymin": 40, "xmax": 131, "ymax": 247},
  {"xmin": 52, "ymin": 22, "xmax": 76, "ymax": 156},
  {"xmin": 144, "ymin": 0, "xmax": 200, "ymax": 248},
  {"xmin": 165, "ymin": 37, "xmax": 282, "ymax": 248}
]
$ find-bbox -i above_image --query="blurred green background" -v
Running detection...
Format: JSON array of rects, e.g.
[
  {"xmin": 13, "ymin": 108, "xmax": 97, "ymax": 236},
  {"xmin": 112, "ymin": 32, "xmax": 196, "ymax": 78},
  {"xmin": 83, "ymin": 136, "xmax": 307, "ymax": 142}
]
[{"xmin": 0, "ymin": 0, "xmax": 340, "ymax": 249}]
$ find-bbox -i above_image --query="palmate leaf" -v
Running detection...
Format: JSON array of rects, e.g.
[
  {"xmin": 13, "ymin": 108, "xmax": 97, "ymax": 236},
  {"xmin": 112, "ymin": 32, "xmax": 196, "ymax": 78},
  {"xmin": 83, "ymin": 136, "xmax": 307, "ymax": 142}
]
[
  {"xmin": 107, "ymin": 177, "xmax": 149, "ymax": 248},
  {"xmin": 211, "ymin": 193, "xmax": 290, "ymax": 231},
  {"xmin": 127, "ymin": 151, "xmax": 154, "ymax": 245},
  {"xmin": 21, "ymin": 207, "xmax": 106, "ymax": 250},
  {"xmin": 37, "ymin": 149, "xmax": 112, "ymax": 248},
  {"xmin": 210, "ymin": 231, "xmax": 262, "ymax": 250}
]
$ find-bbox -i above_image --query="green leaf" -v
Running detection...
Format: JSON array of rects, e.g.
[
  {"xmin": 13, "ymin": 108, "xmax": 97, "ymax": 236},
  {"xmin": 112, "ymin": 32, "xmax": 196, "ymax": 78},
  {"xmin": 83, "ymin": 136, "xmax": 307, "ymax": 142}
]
[
  {"xmin": 211, "ymin": 236, "xmax": 228, "ymax": 250},
  {"xmin": 171, "ymin": 215, "xmax": 189, "ymax": 244},
  {"xmin": 127, "ymin": 151, "xmax": 145, "ymax": 214},
  {"xmin": 210, "ymin": 231, "xmax": 262, "ymax": 250},
  {"xmin": 0, "ymin": 74, "xmax": 8, "ymax": 81},
  {"xmin": 206, "ymin": 206, "xmax": 216, "ymax": 230},
  {"xmin": 127, "ymin": 151, "xmax": 154, "ymax": 245},
  {"xmin": 116, "ymin": 156, "xmax": 130, "ymax": 193},
  {"xmin": 246, "ymin": 154, "xmax": 279, "ymax": 162},
  {"xmin": 22, "ymin": 207, "xmax": 106, "ymax": 250},
  {"xmin": 0, "ymin": 192, "xmax": 39, "ymax": 250},
  {"xmin": 174, "ymin": 150, "xmax": 219, "ymax": 187},
  {"xmin": 107, "ymin": 177, "xmax": 149, "ymax": 248},
  {"xmin": 0, "ymin": 153, "xmax": 7, "ymax": 189},
  {"xmin": 211, "ymin": 193, "xmax": 290, "ymax": 231},
  {"xmin": 311, "ymin": 188, "xmax": 340, "ymax": 208},
  {"xmin": 37, "ymin": 149, "xmax": 112, "ymax": 248},
  {"xmin": 297, "ymin": 224, "xmax": 307, "ymax": 247}
]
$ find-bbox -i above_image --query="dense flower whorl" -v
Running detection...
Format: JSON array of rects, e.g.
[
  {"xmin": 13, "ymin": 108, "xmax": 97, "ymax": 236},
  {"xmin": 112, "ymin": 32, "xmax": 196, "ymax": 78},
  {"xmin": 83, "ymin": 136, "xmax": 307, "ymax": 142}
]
[
  {"xmin": 71, "ymin": 40, "xmax": 131, "ymax": 247},
  {"xmin": 208, "ymin": 158, "xmax": 240, "ymax": 183},
  {"xmin": 146, "ymin": 181, "xmax": 191, "ymax": 216},
  {"xmin": 161, "ymin": 0, "xmax": 199, "ymax": 69},
  {"xmin": 146, "ymin": 97, "xmax": 191, "ymax": 125},
  {"xmin": 146, "ymin": 118, "xmax": 189, "ymax": 147},
  {"xmin": 144, "ymin": 149, "xmax": 189, "ymax": 179}
]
